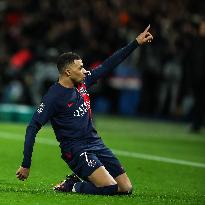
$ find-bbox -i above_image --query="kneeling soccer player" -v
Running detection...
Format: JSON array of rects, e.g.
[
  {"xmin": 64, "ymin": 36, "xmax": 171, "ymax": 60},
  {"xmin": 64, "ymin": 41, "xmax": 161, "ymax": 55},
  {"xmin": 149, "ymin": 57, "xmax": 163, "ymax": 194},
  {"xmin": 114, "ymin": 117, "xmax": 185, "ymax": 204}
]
[{"xmin": 16, "ymin": 25, "xmax": 153, "ymax": 195}]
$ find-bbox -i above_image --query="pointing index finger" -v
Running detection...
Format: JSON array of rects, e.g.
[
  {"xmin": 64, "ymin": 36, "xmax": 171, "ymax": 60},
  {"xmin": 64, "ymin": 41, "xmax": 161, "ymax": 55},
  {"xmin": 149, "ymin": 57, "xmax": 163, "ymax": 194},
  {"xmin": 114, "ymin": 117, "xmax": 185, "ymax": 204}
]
[{"xmin": 144, "ymin": 24, "xmax": 150, "ymax": 33}]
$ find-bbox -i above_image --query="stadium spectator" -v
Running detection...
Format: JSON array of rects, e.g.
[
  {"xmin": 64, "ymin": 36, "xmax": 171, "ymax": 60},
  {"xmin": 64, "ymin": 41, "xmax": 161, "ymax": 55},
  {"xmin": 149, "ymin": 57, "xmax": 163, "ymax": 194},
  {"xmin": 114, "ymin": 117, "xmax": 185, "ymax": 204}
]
[{"xmin": 0, "ymin": 0, "xmax": 205, "ymax": 121}]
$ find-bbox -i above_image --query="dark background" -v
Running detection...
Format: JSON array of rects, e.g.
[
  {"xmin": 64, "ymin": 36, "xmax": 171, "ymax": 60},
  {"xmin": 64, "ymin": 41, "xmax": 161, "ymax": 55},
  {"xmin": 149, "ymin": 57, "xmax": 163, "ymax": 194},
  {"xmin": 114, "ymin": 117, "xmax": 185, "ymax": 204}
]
[{"xmin": 0, "ymin": 0, "xmax": 205, "ymax": 126}]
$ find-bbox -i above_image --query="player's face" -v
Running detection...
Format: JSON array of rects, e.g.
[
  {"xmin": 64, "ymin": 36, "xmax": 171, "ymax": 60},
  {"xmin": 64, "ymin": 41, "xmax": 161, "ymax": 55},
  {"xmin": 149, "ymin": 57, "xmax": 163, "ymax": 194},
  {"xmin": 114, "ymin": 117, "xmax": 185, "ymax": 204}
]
[{"xmin": 68, "ymin": 59, "xmax": 86, "ymax": 83}]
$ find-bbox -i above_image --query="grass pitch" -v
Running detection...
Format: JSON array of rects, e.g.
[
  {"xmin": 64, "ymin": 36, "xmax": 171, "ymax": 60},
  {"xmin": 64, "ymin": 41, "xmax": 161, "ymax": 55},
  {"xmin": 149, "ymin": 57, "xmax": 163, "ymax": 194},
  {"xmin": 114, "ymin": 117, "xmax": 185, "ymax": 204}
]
[{"xmin": 0, "ymin": 116, "xmax": 204, "ymax": 205}]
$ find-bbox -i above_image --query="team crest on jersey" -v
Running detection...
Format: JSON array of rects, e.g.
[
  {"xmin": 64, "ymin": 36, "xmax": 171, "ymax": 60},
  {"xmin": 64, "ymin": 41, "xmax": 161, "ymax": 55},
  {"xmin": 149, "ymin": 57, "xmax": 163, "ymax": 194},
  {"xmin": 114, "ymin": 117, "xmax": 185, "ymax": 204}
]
[
  {"xmin": 77, "ymin": 84, "xmax": 88, "ymax": 95},
  {"xmin": 37, "ymin": 103, "xmax": 45, "ymax": 113}
]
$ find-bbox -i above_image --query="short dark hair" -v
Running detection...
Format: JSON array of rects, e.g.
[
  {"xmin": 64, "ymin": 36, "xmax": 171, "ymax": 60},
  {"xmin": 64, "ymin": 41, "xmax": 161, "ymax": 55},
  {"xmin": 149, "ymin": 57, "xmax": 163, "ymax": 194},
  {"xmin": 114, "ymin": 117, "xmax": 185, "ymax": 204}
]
[{"xmin": 57, "ymin": 52, "xmax": 81, "ymax": 73}]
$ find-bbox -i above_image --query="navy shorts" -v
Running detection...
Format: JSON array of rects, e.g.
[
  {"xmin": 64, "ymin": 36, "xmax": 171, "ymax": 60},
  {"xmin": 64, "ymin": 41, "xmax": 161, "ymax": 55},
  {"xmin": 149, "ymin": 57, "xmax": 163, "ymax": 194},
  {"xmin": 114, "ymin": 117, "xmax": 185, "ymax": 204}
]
[{"xmin": 61, "ymin": 140, "xmax": 125, "ymax": 180}]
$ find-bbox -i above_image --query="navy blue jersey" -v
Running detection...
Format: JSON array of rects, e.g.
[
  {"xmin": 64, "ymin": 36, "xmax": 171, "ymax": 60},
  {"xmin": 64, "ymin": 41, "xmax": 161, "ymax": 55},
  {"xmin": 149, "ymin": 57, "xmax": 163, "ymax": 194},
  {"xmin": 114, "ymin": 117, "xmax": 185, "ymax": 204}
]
[{"xmin": 22, "ymin": 40, "xmax": 138, "ymax": 168}]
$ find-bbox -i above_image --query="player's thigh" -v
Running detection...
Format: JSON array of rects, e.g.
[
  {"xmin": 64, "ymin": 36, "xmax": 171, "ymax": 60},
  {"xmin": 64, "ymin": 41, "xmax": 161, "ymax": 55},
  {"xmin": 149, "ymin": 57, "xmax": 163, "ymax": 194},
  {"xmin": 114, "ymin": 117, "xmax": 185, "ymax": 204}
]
[
  {"xmin": 88, "ymin": 166, "xmax": 117, "ymax": 187},
  {"xmin": 97, "ymin": 147, "xmax": 125, "ymax": 178},
  {"xmin": 114, "ymin": 173, "xmax": 132, "ymax": 192}
]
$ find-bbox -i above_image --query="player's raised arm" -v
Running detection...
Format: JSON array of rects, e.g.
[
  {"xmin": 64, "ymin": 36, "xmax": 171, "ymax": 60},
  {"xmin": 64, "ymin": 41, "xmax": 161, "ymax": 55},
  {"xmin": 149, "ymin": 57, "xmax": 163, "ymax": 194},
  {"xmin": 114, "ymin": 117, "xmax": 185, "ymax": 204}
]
[{"xmin": 84, "ymin": 25, "xmax": 153, "ymax": 87}]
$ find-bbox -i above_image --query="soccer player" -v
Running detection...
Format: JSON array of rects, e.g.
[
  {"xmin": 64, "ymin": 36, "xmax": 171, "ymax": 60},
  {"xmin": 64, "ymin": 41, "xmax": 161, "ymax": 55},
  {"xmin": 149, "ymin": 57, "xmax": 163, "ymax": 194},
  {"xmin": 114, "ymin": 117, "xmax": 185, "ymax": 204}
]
[{"xmin": 16, "ymin": 25, "xmax": 153, "ymax": 195}]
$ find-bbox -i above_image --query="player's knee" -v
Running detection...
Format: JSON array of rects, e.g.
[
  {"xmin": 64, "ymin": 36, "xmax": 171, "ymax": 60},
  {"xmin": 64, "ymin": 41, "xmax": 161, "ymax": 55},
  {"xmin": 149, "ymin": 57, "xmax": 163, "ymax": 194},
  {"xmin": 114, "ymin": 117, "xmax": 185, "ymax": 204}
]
[
  {"xmin": 118, "ymin": 183, "xmax": 133, "ymax": 194},
  {"xmin": 125, "ymin": 184, "xmax": 133, "ymax": 194}
]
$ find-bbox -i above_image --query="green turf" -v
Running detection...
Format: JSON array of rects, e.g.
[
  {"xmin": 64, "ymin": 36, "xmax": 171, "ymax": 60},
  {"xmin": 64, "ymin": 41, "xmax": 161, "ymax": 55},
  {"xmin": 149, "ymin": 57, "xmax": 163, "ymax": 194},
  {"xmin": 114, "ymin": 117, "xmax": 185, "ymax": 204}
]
[{"xmin": 0, "ymin": 116, "xmax": 205, "ymax": 205}]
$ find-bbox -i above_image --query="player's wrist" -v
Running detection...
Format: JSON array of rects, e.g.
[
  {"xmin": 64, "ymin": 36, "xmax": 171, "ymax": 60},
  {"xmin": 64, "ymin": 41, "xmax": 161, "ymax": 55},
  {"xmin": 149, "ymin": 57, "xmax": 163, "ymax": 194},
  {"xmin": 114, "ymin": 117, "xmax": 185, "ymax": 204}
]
[
  {"xmin": 135, "ymin": 38, "xmax": 140, "ymax": 46},
  {"xmin": 21, "ymin": 163, "xmax": 30, "ymax": 169}
]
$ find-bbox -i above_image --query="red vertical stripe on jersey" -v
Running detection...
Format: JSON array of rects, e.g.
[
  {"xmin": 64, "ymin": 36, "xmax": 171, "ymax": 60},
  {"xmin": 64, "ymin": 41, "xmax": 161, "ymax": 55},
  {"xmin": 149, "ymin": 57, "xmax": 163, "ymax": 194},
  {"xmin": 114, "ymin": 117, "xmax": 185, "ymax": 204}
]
[{"xmin": 77, "ymin": 83, "xmax": 92, "ymax": 117}]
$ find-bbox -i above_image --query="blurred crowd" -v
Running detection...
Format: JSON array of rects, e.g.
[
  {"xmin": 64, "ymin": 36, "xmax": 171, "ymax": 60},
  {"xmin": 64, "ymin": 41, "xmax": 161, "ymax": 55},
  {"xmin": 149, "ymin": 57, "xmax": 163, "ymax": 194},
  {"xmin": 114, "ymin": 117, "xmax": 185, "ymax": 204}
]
[{"xmin": 0, "ymin": 0, "xmax": 205, "ymax": 130}]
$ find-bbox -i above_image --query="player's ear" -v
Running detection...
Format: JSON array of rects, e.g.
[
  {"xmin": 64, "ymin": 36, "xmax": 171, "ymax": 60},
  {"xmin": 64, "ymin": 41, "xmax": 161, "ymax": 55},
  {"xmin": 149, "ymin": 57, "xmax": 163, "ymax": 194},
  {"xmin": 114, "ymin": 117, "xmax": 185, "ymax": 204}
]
[{"xmin": 65, "ymin": 68, "xmax": 71, "ymax": 77}]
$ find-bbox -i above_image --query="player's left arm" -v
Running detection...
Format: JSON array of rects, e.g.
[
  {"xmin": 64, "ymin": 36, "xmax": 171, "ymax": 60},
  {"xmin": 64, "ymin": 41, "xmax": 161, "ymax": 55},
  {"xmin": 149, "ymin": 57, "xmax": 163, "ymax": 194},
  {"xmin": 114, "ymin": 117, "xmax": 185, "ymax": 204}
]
[{"xmin": 84, "ymin": 25, "xmax": 153, "ymax": 87}]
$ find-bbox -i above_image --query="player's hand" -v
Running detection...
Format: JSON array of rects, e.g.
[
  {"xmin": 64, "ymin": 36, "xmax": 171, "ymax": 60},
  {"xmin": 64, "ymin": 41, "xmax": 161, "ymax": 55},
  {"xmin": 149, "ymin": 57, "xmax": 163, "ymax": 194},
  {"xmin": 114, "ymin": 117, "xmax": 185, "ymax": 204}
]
[
  {"xmin": 136, "ymin": 25, "xmax": 153, "ymax": 45},
  {"xmin": 16, "ymin": 166, "xmax": 30, "ymax": 181}
]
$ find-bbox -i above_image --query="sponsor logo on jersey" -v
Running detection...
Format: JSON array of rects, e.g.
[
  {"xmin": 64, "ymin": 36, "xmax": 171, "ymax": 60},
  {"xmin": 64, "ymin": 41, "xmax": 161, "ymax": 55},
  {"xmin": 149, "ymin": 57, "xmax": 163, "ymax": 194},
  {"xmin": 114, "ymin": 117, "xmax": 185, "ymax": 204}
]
[{"xmin": 73, "ymin": 102, "xmax": 88, "ymax": 117}]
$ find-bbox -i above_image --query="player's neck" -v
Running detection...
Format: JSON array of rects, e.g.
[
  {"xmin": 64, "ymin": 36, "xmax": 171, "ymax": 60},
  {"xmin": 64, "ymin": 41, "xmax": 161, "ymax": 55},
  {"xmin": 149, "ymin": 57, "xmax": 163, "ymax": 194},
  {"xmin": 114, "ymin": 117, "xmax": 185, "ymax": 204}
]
[{"xmin": 58, "ymin": 76, "xmax": 74, "ymax": 88}]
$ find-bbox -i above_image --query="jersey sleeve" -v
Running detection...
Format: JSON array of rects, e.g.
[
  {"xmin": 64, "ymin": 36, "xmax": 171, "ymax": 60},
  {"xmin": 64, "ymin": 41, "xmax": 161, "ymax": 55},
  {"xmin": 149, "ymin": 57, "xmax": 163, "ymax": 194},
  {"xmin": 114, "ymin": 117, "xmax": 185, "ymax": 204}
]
[
  {"xmin": 21, "ymin": 95, "xmax": 56, "ymax": 168},
  {"xmin": 84, "ymin": 40, "xmax": 138, "ymax": 87}
]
